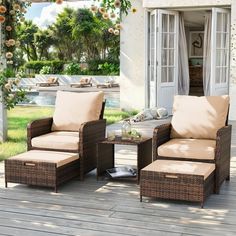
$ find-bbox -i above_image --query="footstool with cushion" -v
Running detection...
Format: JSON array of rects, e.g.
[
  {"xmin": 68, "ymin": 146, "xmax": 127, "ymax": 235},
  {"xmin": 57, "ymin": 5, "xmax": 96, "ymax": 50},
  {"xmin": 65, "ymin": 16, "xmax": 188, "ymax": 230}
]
[
  {"xmin": 5, "ymin": 150, "xmax": 80, "ymax": 192},
  {"xmin": 140, "ymin": 160, "xmax": 215, "ymax": 207}
]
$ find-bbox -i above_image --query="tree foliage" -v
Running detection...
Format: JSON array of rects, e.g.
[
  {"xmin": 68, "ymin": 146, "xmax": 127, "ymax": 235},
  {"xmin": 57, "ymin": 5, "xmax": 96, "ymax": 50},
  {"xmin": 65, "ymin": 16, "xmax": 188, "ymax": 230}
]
[{"xmin": 16, "ymin": 7, "xmax": 120, "ymax": 73}]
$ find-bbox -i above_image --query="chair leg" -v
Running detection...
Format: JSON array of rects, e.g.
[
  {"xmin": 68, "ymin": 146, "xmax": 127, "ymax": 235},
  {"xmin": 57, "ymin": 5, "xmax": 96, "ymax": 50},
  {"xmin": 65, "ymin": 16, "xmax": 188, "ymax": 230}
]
[
  {"xmin": 79, "ymin": 173, "xmax": 84, "ymax": 181},
  {"xmin": 5, "ymin": 181, "xmax": 7, "ymax": 188},
  {"xmin": 201, "ymin": 202, "xmax": 204, "ymax": 208},
  {"xmin": 226, "ymin": 175, "xmax": 230, "ymax": 181},
  {"xmin": 140, "ymin": 195, "xmax": 142, "ymax": 202}
]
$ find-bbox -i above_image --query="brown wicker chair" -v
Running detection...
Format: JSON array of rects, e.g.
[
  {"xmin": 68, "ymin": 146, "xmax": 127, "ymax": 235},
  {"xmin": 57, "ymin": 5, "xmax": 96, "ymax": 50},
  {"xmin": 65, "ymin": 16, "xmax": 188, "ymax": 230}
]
[
  {"xmin": 27, "ymin": 92, "xmax": 106, "ymax": 180},
  {"xmin": 152, "ymin": 95, "xmax": 231, "ymax": 194}
]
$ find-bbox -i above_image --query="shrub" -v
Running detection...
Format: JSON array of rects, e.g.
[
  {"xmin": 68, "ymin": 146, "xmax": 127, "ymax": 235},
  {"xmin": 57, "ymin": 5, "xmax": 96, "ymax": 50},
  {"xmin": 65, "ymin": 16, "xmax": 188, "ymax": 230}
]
[
  {"xmin": 40, "ymin": 66, "xmax": 51, "ymax": 74},
  {"xmin": 4, "ymin": 68, "xmax": 16, "ymax": 78},
  {"xmin": 50, "ymin": 61, "xmax": 64, "ymax": 74},
  {"xmin": 87, "ymin": 59, "xmax": 119, "ymax": 75},
  {"xmin": 64, "ymin": 62, "xmax": 81, "ymax": 75},
  {"xmin": 24, "ymin": 60, "xmax": 64, "ymax": 74},
  {"xmin": 98, "ymin": 62, "xmax": 119, "ymax": 75}
]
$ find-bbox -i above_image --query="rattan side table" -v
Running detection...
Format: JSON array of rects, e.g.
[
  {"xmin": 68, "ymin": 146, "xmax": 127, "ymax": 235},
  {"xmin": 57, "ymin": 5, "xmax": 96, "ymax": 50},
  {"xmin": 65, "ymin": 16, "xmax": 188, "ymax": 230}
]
[{"xmin": 97, "ymin": 136, "xmax": 152, "ymax": 183}]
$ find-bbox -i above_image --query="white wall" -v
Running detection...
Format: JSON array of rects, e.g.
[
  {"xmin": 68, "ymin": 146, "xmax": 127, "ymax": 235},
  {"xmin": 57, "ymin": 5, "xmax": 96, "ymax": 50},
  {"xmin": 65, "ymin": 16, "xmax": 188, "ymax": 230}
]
[
  {"xmin": 229, "ymin": 2, "xmax": 236, "ymax": 120},
  {"xmin": 120, "ymin": 0, "xmax": 146, "ymax": 111},
  {"xmin": 143, "ymin": 0, "xmax": 231, "ymax": 8}
]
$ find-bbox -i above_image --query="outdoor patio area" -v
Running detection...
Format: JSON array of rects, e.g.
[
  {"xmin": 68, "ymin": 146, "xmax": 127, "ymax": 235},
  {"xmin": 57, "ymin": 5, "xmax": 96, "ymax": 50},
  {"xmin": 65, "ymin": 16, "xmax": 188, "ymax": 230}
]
[{"xmin": 0, "ymin": 121, "xmax": 235, "ymax": 236}]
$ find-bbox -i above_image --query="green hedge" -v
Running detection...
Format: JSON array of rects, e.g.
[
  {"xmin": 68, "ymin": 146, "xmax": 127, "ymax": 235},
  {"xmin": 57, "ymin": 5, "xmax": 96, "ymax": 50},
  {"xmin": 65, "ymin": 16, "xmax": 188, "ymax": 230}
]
[
  {"xmin": 24, "ymin": 60, "xmax": 64, "ymax": 74},
  {"xmin": 87, "ymin": 59, "xmax": 119, "ymax": 75}
]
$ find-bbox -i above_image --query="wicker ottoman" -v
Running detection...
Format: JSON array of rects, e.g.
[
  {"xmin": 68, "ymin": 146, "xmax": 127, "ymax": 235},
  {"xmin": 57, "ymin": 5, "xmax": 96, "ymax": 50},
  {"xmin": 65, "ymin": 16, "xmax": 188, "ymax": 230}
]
[
  {"xmin": 5, "ymin": 150, "xmax": 80, "ymax": 192},
  {"xmin": 140, "ymin": 160, "xmax": 215, "ymax": 207}
]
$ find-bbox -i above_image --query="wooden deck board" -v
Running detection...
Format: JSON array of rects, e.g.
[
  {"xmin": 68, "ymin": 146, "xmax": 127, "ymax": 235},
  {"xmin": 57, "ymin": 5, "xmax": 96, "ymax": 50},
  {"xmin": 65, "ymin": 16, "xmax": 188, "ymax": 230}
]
[{"xmin": 0, "ymin": 121, "xmax": 236, "ymax": 235}]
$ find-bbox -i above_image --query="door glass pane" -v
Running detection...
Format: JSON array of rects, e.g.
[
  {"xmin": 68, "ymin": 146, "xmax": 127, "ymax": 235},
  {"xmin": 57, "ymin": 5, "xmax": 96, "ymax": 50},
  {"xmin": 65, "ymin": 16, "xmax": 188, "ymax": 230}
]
[
  {"xmin": 221, "ymin": 67, "xmax": 227, "ymax": 83},
  {"xmin": 222, "ymin": 33, "xmax": 227, "ymax": 49},
  {"xmin": 222, "ymin": 50, "xmax": 228, "ymax": 67},
  {"xmin": 162, "ymin": 14, "xmax": 168, "ymax": 33},
  {"xmin": 162, "ymin": 49, "xmax": 168, "ymax": 66},
  {"xmin": 169, "ymin": 15, "xmax": 175, "ymax": 32},
  {"xmin": 150, "ymin": 66, "xmax": 154, "ymax": 81},
  {"xmin": 216, "ymin": 67, "xmax": 221, "ymax": 84},
  {"xmin": 216, "ymin": 33, "xmax": 221, "ymax": 49},
  {"xmin": 216, "ymin": 49, "xmax": 221, "ymax": 66},
  {"xmin": 222, "ymin": 13, "xmax": 228, "ymax": 33},
  {"xmin": 169, "ymin": 33, "xmax": 174, "ymax": 48},
  {"xmin": 161, "ymin": 67, "xmax": 167, "ymax": 82},
  {"xmin": 168, "ymin": 67, "xmax": 174, "ymax": 82},
  {"xmin": 169, "ymin": 49, "xmax": 174, "ymax": 66},
  {"xmin": 217, "ymin": 12, "xmax": 223, "ymax": 32},
  {"xmin": 162, "ymin": 33, "xmax": 168, "ymax": 48}
]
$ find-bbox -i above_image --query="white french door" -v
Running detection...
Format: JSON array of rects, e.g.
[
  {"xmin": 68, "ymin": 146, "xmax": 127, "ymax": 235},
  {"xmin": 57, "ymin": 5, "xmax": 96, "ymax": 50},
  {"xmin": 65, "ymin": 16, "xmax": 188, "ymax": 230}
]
[
  {"xmin": 148, "ymin": 11, "xmax": 157, "ymax": 108},
  {"xmin": 210, "ymin": 8, "xmax": 230, "ymax": 95},
  {"xmin": 157, "ymin": 10, "xmax": 179, "ymax": 113},
  {"xmin": 148, "ymin": 10, "xmax": 179, "ymax": 113}
]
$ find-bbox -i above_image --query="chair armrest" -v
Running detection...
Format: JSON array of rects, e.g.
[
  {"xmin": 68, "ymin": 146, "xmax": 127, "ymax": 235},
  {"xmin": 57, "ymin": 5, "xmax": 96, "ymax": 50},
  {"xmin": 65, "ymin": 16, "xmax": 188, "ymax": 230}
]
[
  {"xmin": 215, "ymin": 125, "xmax": 232, "ymax": 162},
  {"xmin": 153, "ymin": 123, "xmax": 171, "ymax": 161},
  {"xmin": 79, "ymin": 119, "xmax": 106, "ymax": 148},
  {"xmin": 79, "ymin": 119, "xmax": 106, "ymax": 178},
  {"xmin": 214, "ymin": 125, "xmax": 232, "ymax": 193},
  {"xmin": 27, "ymin": 117, "xmax": 53, "ymax": 150}
]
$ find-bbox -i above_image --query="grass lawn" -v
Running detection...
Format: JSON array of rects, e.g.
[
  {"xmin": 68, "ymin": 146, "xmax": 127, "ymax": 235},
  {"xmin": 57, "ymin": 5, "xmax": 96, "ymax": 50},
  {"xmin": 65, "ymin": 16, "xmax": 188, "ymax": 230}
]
[{"xmin": 0, "ymin": 106, "xmax": 136, "ymax": 160}]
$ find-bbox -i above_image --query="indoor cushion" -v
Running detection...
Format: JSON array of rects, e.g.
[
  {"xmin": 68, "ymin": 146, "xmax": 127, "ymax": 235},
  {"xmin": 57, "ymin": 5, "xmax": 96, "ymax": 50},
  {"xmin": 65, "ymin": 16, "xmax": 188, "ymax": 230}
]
[
  {"xmin": 31, "ymin": 131, "xmax": 79, "ymax": 151},
  {"xmin": 52, "ymin": 91, "xmax": 104, "ymax": 131},
  {"xmin": 9, "ymin": 150, "xmax": 79, "ymax": 168},
  {"xmin": 142, "ymin": 160, "xmax": 215, "ymax": 180},
  {"xmin": 171, "ymin": 95, "xmax": 229, "ymax": 139},
  {"xmin": 158, "ymin": 138, "xmax": 216, "ymax": 160}
]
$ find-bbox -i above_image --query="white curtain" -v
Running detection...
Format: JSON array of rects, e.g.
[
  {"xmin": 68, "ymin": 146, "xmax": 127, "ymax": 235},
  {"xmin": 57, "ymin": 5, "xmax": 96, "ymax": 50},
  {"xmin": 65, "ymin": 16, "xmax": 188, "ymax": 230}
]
[
  {"xmin": 178, "ymin": 13, "xmax": 189, "ymax": 95},
  {"xmin": 203, "ymin": 13, "xmax": 212, "ymax": 96}
]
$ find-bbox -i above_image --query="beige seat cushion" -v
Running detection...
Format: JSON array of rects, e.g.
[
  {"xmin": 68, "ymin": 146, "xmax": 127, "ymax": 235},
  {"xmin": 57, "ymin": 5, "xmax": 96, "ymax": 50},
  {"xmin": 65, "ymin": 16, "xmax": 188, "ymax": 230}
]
[
  {"xmin": 52, "ymin": 91, "xmax": 104, "ymax": 131},
  {"xmin": 158, "ymin": 138, "xmax": 216, "ymax": 160},
  {"xmin": 171, "ymin": 95, "xmax": 229, "ymax": 139},
  {"xmin": 9, "ymin": 150, "xmax": 79, "ymax": 168},
  {"xmin": 142, "ymin": 160, "xmax": 215, "ymax": 180},
  {"xmin": 31, "ymin": 131, "xmax": 79, "ymax": 151}
]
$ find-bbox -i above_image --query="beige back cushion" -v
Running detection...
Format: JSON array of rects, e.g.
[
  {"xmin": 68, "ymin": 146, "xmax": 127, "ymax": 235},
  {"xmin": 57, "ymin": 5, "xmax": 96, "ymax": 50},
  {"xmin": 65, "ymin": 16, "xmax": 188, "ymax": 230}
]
[
  {"xmin": 52, "ymin": 91, "xmax": 104, "ymax": 131},
  {"xmin": 47, "ymin": 77, "xmax": 54, "ymax": 83},
  {"xmin": 170, "ymin": 95, "xmax": 229, "ymax": 139},
  {"xmin": 52, "ymin": 77, "xmax": 58, "ymax": 83}
]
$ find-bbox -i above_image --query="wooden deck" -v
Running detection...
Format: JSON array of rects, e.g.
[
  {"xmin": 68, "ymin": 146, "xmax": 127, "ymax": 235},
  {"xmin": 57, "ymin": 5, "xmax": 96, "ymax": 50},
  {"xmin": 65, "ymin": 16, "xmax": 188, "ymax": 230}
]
[{"xmin": 0, "ymin": 121, "xmax": 236, "ymax": 235}]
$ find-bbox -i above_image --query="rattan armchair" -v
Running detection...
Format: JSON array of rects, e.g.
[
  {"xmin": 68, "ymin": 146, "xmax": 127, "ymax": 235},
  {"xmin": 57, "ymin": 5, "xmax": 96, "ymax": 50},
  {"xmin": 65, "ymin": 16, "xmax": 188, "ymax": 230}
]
[
  {"xmin": 152, "ymin": 95, "xmax": 231, "ymax": 194},
  {"xmin": 27, "ymin": 92, "xmax": 106, "ymax": 180}
]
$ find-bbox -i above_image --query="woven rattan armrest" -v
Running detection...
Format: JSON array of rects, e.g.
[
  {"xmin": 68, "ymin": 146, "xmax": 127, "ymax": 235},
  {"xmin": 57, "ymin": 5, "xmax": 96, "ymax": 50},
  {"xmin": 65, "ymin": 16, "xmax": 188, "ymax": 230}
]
[
  {"xmin": 27, "ymin": 117, "xmax": 53, "ymax": 150},
  {"xmin": 214, "ymin": 125, "xmax": 232, "ymax": 193},
  {"xmin": 79, "ymin": 119, "xmax": 106, "ymax": 179},
  {"xmin": 153, "ymin": 123, "xmax": 171, "ymax": 161}
]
